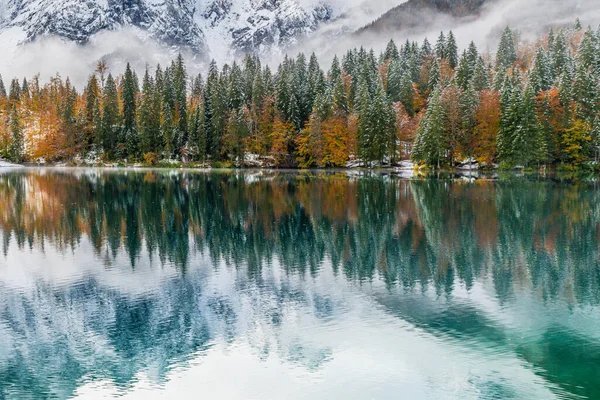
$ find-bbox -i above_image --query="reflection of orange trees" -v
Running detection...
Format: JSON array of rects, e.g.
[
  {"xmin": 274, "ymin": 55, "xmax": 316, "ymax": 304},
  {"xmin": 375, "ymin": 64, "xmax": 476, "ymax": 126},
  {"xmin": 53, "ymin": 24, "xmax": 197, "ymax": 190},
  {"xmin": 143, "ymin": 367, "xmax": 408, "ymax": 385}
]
[{"xmin": 0, "ymin": 173, "xmax": 87, "ymax": 251}]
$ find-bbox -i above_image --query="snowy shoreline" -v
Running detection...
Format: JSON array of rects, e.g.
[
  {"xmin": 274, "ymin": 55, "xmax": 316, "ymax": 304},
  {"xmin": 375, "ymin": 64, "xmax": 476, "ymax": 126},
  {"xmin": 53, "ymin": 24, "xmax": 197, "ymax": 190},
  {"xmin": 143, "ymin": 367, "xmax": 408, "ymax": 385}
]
[{"xmin": 0, "ymin": 159, "xmax": 23, "ymax": 168}]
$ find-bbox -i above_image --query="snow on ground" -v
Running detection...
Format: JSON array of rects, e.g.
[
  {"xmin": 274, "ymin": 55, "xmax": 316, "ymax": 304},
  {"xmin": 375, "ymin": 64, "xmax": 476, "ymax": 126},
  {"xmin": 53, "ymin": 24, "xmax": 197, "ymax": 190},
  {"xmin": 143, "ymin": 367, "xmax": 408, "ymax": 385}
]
[{"xmin": 0, "ymin": 159, "xmax": 23, "ymax": 168}]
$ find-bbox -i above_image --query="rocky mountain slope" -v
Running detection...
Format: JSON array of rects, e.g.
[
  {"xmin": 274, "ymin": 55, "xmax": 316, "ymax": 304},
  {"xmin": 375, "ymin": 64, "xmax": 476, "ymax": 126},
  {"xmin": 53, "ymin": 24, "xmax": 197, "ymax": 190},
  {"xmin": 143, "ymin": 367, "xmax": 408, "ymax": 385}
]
[
  {"xmin": 0, "ymin": 0, "xmax": 338, "ymax": 59},
  {"xmin": 356, "ymin": 0, "xmax": 489, "ymax": 36}
]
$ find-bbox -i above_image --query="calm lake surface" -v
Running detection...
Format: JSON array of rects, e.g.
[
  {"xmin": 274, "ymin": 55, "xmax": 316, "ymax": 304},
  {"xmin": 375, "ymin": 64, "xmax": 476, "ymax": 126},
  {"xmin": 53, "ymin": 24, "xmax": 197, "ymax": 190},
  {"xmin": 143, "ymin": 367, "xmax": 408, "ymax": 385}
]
[{"xmin": 0, "ymin": 168, "xmax": 599, "ymax": 399}]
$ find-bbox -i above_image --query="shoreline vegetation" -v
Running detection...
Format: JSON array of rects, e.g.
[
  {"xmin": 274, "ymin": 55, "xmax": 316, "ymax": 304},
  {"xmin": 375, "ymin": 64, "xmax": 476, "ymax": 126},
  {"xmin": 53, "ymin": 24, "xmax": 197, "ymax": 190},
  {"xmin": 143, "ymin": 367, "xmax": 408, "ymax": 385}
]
[{"xmin": 1, "ymin": 20, "xmax": 600, "ymax": 173}]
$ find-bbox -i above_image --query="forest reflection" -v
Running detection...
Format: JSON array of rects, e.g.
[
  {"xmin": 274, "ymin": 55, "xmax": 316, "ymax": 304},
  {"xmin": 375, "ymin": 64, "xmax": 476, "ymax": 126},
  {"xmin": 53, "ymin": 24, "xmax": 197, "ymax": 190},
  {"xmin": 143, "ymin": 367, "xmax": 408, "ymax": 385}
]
[
  {"xmin": 1, "ymin": 169, "xmax": 600, "ymax": 399},
  {"xmin": 1, "ymin": 169, "xmax": 599, "ymax": 306}
]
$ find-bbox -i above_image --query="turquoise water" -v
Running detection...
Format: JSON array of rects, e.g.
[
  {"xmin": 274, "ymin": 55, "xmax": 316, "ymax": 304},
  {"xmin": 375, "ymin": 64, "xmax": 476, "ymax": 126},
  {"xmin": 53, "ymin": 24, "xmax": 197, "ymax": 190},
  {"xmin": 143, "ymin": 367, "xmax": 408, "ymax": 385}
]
[{"xmin": 0, "ymin": 169, "xmax": 599, "ymax": 399}]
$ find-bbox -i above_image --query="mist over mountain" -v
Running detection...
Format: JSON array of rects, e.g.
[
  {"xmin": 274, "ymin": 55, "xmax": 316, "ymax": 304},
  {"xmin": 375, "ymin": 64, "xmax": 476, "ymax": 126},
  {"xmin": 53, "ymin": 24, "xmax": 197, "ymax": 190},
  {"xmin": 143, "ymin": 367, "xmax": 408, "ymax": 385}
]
[
  {"xmin": 0, "ymin": 0, "xmax": 598, "ymax": 86},
  {"xmin": 358, "ymin": 0, "xmax": 488, "ymax": 35}
]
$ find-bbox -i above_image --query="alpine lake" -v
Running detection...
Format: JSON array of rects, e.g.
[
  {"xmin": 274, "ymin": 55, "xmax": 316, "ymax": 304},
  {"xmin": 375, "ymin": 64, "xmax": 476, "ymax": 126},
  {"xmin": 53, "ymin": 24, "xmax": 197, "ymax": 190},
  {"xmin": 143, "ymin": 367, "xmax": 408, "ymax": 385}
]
[{"xmin": 0, "ymin": 168, "xmax": 599, "ymax": 399}]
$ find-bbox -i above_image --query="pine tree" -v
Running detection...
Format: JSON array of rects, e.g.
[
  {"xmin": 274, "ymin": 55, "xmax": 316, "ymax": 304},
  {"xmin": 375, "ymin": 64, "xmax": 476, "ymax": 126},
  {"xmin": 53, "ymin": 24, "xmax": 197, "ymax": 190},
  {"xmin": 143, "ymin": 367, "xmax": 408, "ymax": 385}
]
[
  {"xmin": 228, "ymin": 61, "xmax": 245, "ymax": 110},
  {"xmin": 573, "ymin": 63, "xmax": 599, "ymax": 121},
  {"xmin": 173, "ymin": 54, "xmax": 188, "ymax": 149},
  {"xmin": 435, "ymin": 32, "xmax": 447, "ymax": 60},
  {"xmin": 446, "ymin": 31, "xmax": 459, "ymax": 69},
  {"xmin": 332, "ymin": 75, "xmax": 349, "ymax": 115},
  {"xmin": 8, "ymin": 104, "xmax": 24, "ymax": 162},
  {"xmin": 421, "ymin": 38, "xmax": 433, "ymax": 61},
  {"xmin": 122, "ymin": 63, "xmax": 139, "ymax": 159},
  {"xmin": 295, "ymin": 53, "xmax": 311, "ymax": 125},
  {"xmin": 551, "ymin": 30, "xmax": 569, "ymax": 78},
  {"xmin": 384, "ymin": 39, "xmax": 399, "ymax": 61},
  {"xmin": 496, "ymin": 27, "xmax": 517, "ymax": 72},
  {"xmin": 513, "ymin": 85, "xmax": 544, "ymax": 166},
  {"xmin": 62, "ymin": 78, "xmax": 80, "ymax": 158},
  {"xmin": 428, "ymin": 59, "xmax": 441, "ymax": 91},
  {"xmin": 578, "ymin": 27, "xmax": 599, "ymax": 72},
  {"xmin": 21, "ymin": 78, "xmax": 30, "ymax": 102},
  {"xmin": 328, "ymin": 56, "xmax": 342, "ymax": 83},
  {"xmin": 84, "ymin": 74, "xmax": 101, "ymax": 149},
  {"xmin": 470, "ymin": 59, "xmax": 488, "ymax": 90},
  {"xmin": 8, "ymin": 78, "xmax": 20, "ymax": 108},
  {"xmin": 413, "ymin": 86, "xmax": 445, "ymax": 167},
  {"xmin": 529, "ymin": 47, "xmax": 552, "ymax": 93},
  {"xmin": 308, "ymin": 52, "xmax": 324, "ymax": 109},
  {"xmin": 139, "ymin": 68, "xmax": 159, "ymax": 156},
  {"xmin": 497, "ymin": 76, "xmax": 518, "ymax": 164},
  {"xmin": 92, "ymin": 98, "xmax": 102, "ymax": 151},
  {"xmin": 455, "ymin": 51, "xmax": 472, "ymax": 90},
  {"xmin": 459, "ymin": 85, "xmax": 479, "ymax": 157},
  {"xmin": 162, "ymin": 67, "xmax": 176, "ymax": 157},
  {"xmin": 224, "ymin": 107, "xmax": 249, "ymax": 163},
  {"xmin": 369, "ymin": 81, "xmax": 396, "ymax": 165},
  {"xmin": 0, "ymin": 75, "xmax": 6, "ymax": 99},
  {"xmin": 356, "ymin": 81, "xmax": 372, "ymax": 164},
  {"xmin": 466, "ymin": 41, "xmax": 479, "ymax": 70},
  {"xmin": 387, "ymin": 58, "xmax": 402, "ymax": 102},
  {"xmin": 191, "ymin": 73, "xmax": 204, "ymax": 98},
  {"xmin": 101, "ymin": 74, "xmax": 120, "ymax": 159}
]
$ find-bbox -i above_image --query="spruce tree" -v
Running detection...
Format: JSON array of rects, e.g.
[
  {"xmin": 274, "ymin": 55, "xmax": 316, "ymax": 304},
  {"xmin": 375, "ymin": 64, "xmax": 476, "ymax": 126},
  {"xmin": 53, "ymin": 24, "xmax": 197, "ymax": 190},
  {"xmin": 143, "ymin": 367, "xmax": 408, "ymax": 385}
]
[
  {"xmin": 413, "ymin": 86, "xmax": 445, "ymax": 167},
  {"xmin": 435, "ymin": 32, "xmax": 446, "ymax": 60},
  {"xmin": 428, "ymin": 59, "xmax": 441, "ymax": 91},
  {"xmin": 62, "ymin": 78, "xmax": 79, "ymax": 157},
  {"xmin": 573, "ymin": 63, "xmax": 598, "ymax": 121},
  {"xmin": 578, "ymin": 27, "xmax": 599, "ymax": 72},
  {"xmin": 513, "ymin": 85, "xmax": 544, "ymax": 166},
  {"xmin": 455, "ymin": 51, "xmax": 472, "ymax": 90},
  {"xmin": 8, "ymin": 104, "xmax": 24, "ymax": 162},
  {"xmin": 529, "ymin": 48, "xmax": 552, "ymax": 93},
  {"xmin": 384, "ymin": 39, "xmax": 399, "ymax": 61},
  {"xmin": 446, "ymin": 31, "xmax": 459, "ymax": 69},
  {"xmin": 421, "ymin": 38, "xmax": 433, "ymax": 61},
  {"xmin": 551, "ymin": 30, "xmax": 569, "ymax": 78},
  {"xmin": 470, "ymin": 57, "xmax": 490, "ymax": 92},
  {"xmin": 496, "ymin": 27, "xmax": 517, "ymax": 72},
  {"xmin": 84, "ymin": 75, "xmax": 101, "ymax": 149},
  {"xmin": 173, "ymin": 54, "xmax": 188, "ymax": 146},
  {"xmin": 399, "ymin": 72, "xmax": 415, "ymax": 117},
  {"xmin": 466, "ymin": 41, "xmax": 479, "ymax": 70},
  {"xmin": 21, "ymin": 78, "xmax": 29, "ymax": 101},
  {"xmin": 387, "ymin": 58, "xmax": 403, "ymax": 102},
  {"xmin": 139, "ymin": 68, "xmax": 159, "ymax": 156},
  {"xmin": 8, "ymin": 78, "xmax": 20, "ymax": 107},
  {"xmin": 497, "ymin": 75, "xmax": 518, "ymax": 164},
  {"xmin": 122, "ymin": 63, "xmax": 139, "ymax": 159},
  {"xmin": 101, "ymin": 74, "xmax": 120, "ymax": 159},
  {"xmin": 356, "ymin": 81, "xmax": 372, "ymax": 164},
  {"xmin": 0, "ymin": 75, "xmax": 6, "ymax": 99}
]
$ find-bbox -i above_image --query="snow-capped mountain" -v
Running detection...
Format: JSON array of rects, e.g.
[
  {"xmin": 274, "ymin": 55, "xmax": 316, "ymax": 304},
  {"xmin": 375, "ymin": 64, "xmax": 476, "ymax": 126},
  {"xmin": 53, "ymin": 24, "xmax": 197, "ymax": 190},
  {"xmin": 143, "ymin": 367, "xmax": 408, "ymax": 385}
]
[
  {"xmin": 0, "ymin": 0, "xmax": 207, "ymax": 50},
  {"xmin": 0, "ymin": 0, "xmax": 337, "ymax": 60},
  {"xmin": 199, "ymin": 0, "xmax": 333, "ymax": 59}
]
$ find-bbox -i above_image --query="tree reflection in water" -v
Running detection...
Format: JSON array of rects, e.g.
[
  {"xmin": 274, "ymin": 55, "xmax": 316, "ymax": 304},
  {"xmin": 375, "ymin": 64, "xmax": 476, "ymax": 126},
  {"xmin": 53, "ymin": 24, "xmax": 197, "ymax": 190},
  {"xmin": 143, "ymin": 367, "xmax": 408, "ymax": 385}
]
[{"xmin": 0, "ymin": 169, "xmax": 599, "ymax": 399}]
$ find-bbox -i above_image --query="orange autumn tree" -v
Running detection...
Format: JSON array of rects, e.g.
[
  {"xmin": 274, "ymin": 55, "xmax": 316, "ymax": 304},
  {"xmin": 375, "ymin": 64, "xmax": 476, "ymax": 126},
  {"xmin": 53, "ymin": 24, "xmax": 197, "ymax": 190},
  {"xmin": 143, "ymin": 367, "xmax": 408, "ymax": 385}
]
[
  {"xmin": 249, "ymin": 95, "xmax": 276, "ymax": 157},
  {"xmin": 473, "ymin": 90, "xmax": 501, "ymax": 165},
  {"xmin": 394, "ymin": 102, "xmax": 421, "ymax": 160},
  {"xmin": 321, "ymin": 114, "xmax": 349, "ymax": 167},
  {"xmin": 295, "ymin": 114, "xmax": 319, "ymax": 168},
  {"xmin": 269, "ymin": 117, "xmax": 295, "ymax": 167}
]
